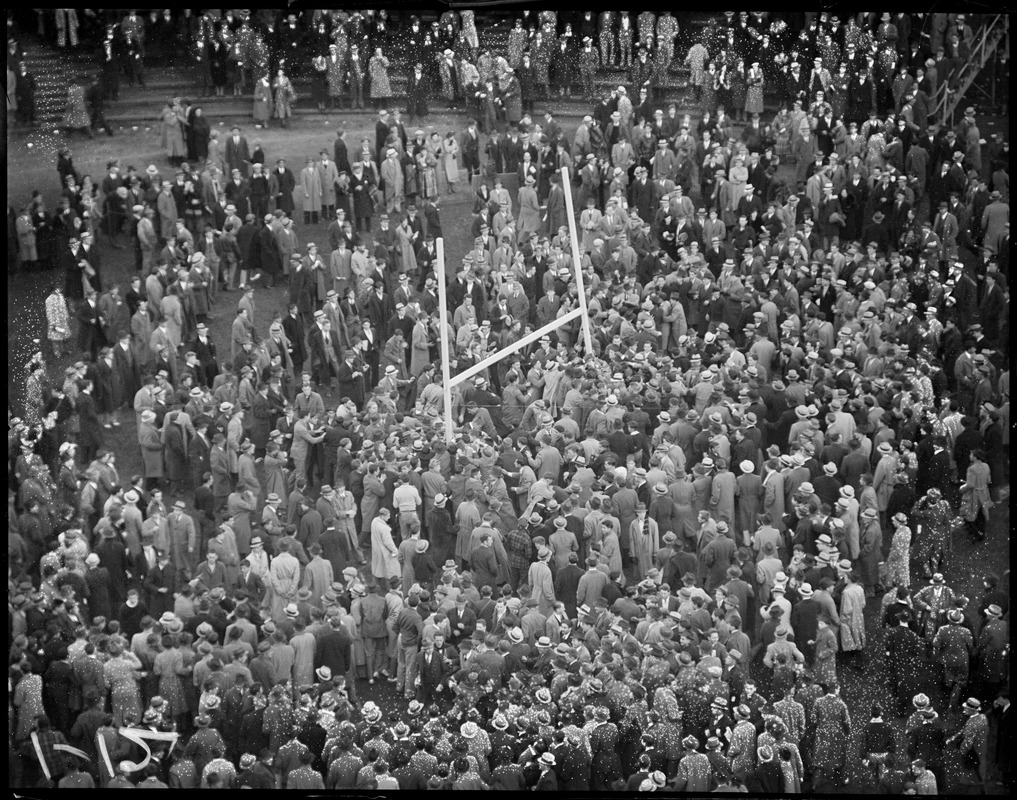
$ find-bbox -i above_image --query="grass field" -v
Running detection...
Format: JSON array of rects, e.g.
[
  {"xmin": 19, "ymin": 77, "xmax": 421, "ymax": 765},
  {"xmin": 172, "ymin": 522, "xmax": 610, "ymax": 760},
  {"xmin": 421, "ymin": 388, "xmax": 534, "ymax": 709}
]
[{"xmin": 6, "ymin": 110, "xmax": 1010, "ymax": 793}]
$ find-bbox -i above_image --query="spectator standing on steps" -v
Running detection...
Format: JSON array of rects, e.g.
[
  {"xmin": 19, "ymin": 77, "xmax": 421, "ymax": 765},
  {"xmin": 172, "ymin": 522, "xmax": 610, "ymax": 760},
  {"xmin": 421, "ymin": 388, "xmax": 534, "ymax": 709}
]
[
  {"xmin": 85, "ymin": 73, "xmax": 113, "ymax": 137},
  {"xmin": 272, "ymin": 68, "xmax": 296, "ymax": 129},
  {"xmin": 368, "ymin": 47, "xmax": 392, "ymax": 111},
  {"xmin": 62, "ymin": 76, "xmax": 92, "ymax": 139},
  {"xmin": 14, "ymin": 62, "xmax": 36, "ymax": 126}
]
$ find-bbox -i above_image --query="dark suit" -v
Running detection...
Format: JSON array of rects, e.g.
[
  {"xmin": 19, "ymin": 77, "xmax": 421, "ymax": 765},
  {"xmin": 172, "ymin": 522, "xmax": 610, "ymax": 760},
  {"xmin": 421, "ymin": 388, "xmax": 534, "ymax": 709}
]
[
  {"xmin": 978, "ymin": 284, "xmax": 1005, "ymax": 346},
  {"xmin": 318, "ymin": 528, "xmax": 347, "ymax": 577},
  {"xmin": 333, "ymin": 136, "xmax": 351, "ymax": 175},
  {"xmin": 224, "ymin": 178, "xmax": 251, "ymax": 219},
  {"xmin": 234, "ymin": 571, "xmax": 266, "ymax": 606},
  {"xmin": 189, "ymin": 432, "xmax": 212, "ymax": 488},
  {"xmin": 414, "ymin": 646, "xmax": 448, "ymax": 704},
  {"xmin": 225, "ymin": 135, "xmax": 251, "ymax": 178},
  {"xmin": 77, "ymin": 299, "xmax": 105, "ymax": 358},
  {"xmin": 282, "ymin": 313, "xmax": 307, "ymax": 372},
  {"xmin": 446, "ymin": 606, "xmax": 477, "ymax": 643},
  {"xmin": 144, "ymin": 561, "xmax": 178, "ymax": 616},
  {"xmin": 907, "ymin": 721, "xmax": 946, "ymax": 782},
  {"xmin": 314, "ymin": 627, "xmax": 352, "ymax": 674},
  {"xmin": 336, "ymin": 359, "xmax": 365, "ymax": 408},
  {"xmin": 76, "ymin": 391, "xmax": 103, "ymax": 460},
  {"xmin": 192, "ymin": 335, "xmax": 219, "ymax": 386},
  {"xmin": 366, "ymin": 292, "xmax": 395, "ymax": 341},
  {"xmin": 460, "ymin": 128, "xmax": 481, "ymax": 178},
  {"xmin": 308, "ymin": 324, "xmax": 342, "ymax": 386},
  {"xmin": 113, "ymin": 343, "xmax": 141, "ymax": 404}
]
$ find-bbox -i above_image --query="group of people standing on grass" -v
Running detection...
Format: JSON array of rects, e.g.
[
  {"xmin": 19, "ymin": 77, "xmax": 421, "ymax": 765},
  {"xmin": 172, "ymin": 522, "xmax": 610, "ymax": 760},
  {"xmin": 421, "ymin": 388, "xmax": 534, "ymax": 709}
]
[{"xmin": 7, "ymin": 7, "xmax": 1013, "ymax": 794}]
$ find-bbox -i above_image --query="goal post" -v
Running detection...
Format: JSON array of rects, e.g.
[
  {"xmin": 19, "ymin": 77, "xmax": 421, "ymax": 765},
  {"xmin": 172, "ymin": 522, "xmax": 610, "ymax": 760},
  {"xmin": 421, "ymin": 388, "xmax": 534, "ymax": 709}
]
[{"xmin": 435, "ymin": 166, "xmax": 594, "ymax": 444}]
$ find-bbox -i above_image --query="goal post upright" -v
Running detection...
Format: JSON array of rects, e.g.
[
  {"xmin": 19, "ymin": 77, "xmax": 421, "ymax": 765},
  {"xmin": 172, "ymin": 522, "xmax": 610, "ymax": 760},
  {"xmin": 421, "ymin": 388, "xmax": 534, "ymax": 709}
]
[
  {"xmin": 433, "ymin": 165, "xmax": 595, "ymax": 444},
  {"xmin": 435, "ymin": 238, "xmax": 455, "ymax": 445},
  {"xmin": 561, "ymin": 166, "xmax": 595, "ymax": 357}
]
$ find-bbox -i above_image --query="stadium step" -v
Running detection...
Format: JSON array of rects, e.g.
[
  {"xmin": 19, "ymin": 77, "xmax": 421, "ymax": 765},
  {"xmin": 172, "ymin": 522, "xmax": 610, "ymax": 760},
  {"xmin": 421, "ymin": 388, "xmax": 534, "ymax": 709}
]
[{"xmin": 11, "ymin": 13, "xmax": 769, "ymax": 133}]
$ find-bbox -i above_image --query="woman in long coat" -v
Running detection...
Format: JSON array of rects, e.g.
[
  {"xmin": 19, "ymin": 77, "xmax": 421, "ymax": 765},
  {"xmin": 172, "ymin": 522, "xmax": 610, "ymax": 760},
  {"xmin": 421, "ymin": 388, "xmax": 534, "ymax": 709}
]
[
  {"xmin": 272, "ymin": 69, "xmax": 297, "ymax": 126},
  {"xmin": 104, "ymin": 641, "xmax": 144, "ymax": 727},
  {"xmin": 368, "ymin": 48, "xmax": 392, "ymax": 104},
  {"xmin": 395, "ymin": 216, "xmax": 418, "ymax": 273},
  {"xmin": 62, "ymin": 79, "xmax": 90, "ymax": 135},
  {"xmin": 415, "ymin": 149, "xmax": 438, "ymax": 200},
  {"xmin": 189, "ymin": 107, "xmax": 211, "ymax": 162},
  {"xmin": 16, "ymin": 207, "xmax": 37, "ymax": 267},
  {"xmin": 153, "ymin": 636, "xmax": 191, "ymax": 724},
  {"xmin": 253, "ymin": 74, "xmax": 272, "ymax": 124},
  {"xmin": 160, "ymin": 102, "xmax": 186, "ymax": 162},
  {"xmin": 745, "ymin": 62, "xmax": 765, "ymax": 115}
]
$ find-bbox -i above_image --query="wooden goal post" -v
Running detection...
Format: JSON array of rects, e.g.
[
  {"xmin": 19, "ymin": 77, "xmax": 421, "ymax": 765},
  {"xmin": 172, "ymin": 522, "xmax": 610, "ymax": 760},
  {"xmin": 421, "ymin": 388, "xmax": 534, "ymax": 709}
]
[{"xmin": 435, "ymin": 167, "xmax": 594, "ymax": 443}]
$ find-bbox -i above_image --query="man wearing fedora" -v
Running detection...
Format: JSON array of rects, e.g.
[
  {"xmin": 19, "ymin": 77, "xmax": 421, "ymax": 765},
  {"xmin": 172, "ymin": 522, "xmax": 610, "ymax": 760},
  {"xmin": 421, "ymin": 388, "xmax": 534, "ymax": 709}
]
[{"xmin": 948, "ymin": 697, "xmax": 990, "ymax": 787}]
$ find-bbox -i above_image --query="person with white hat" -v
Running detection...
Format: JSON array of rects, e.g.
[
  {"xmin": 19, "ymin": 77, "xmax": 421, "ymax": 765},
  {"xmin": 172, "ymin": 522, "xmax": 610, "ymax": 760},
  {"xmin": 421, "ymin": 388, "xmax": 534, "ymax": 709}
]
[{"xmin": 535, "ymin": 751, "xmax": 558, "ymax": 790}]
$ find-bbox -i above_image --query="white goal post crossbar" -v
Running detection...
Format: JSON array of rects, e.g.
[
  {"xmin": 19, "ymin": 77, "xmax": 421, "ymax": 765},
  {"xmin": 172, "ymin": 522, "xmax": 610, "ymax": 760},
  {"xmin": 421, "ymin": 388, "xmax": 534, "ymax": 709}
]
[{"xmin": 435, "ymin": 167, "xmax": 594, "ymax": 443}]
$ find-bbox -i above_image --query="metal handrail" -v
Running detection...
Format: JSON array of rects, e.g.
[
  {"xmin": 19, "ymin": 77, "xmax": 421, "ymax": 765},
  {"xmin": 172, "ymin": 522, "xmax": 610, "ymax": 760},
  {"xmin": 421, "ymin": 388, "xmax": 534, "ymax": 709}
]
[{"xmin": 934, "ymin": 13, "xmax": 1008, "ymax": 125}]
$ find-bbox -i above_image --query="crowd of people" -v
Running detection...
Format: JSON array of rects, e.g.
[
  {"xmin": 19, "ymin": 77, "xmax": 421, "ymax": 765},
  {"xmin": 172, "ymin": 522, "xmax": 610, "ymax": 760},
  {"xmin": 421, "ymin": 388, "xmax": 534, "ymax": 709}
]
[{"xmin": 7, "ymin": 7, "xmax": 1013, "ymax": 794}]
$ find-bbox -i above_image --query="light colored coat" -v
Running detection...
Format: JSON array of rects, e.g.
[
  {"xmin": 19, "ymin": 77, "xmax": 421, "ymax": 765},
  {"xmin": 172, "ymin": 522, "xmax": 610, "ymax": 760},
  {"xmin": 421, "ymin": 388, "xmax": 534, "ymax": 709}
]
[
  {"xmin": 370, "ymin": 517, "xmax": 399, "ymax": 580},
  {"xmin": 516, "ymin": 185, "xmax": 541, "ymax": 239},
  {"xmin": 381, "ymin": 156, "xmax": 404, "ymax": 203},
  {"xmin": 300, "ymin": 165, "xmax": 322, "ymax": 213},
  {"xmin": 527, "ymin": 559, "xmax": 555, "ymax": 616},
  {"xmin": 629, "ymin": 516, "xmax": 659, "ymax": 576},
  {"xmin": 318, "ymin": 159, "xmax": 339, "ymax": 207},
  {"xmin": 268, "ymin": 550, "xmax": 301, "ymax": 621},
  {"xmin": 253, "ymin": 78, "xmax": 272, "ymax": 123},
  {"xmin": 301, "ymin": 555, "xmax": 334, "ymax": 609}
]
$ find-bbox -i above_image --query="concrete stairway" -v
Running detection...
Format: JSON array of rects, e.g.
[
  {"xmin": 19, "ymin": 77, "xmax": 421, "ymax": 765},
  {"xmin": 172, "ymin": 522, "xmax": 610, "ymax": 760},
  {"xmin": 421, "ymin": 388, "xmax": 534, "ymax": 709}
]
[{"xmin": 9, "ymin": 12, "xmax": 733, "ymax": 130}]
